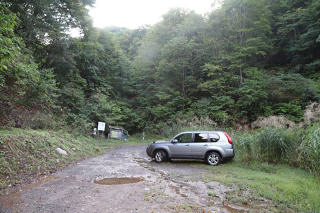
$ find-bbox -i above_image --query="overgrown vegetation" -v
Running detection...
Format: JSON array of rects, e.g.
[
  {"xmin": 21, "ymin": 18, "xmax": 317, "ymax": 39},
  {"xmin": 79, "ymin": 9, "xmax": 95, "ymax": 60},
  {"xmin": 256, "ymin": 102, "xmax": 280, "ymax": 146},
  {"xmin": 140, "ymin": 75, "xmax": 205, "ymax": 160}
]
[{"xmin": 233, "ymin": 123, "xmax": 320, "ymax": 176}]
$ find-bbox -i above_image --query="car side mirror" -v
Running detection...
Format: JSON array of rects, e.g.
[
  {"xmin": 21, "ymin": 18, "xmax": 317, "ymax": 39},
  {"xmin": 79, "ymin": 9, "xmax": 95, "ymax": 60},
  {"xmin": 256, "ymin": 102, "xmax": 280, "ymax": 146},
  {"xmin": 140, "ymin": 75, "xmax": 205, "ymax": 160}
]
[{"xmin": 171, "ymin": 139, "xmax": 178, "ymax": 144}]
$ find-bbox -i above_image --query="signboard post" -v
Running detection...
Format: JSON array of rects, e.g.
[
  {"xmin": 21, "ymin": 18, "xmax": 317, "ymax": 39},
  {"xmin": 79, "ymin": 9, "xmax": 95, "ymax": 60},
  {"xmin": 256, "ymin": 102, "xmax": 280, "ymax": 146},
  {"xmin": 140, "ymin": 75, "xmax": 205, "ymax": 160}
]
[
  {"xmin": 97, "ymin": 122, "xmax": 105, "ymax": 138},
  {"xmin": 98, "ymin": 122, "xmax": 105, "ymax": 131}
]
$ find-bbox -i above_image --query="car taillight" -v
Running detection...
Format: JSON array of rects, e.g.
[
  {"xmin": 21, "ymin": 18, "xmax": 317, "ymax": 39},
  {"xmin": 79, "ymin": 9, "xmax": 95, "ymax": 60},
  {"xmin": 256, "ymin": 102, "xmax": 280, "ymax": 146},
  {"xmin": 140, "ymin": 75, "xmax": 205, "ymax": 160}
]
[{"xmin": 224, "ymin": 132, "xmax": 233, "ymax": 145}]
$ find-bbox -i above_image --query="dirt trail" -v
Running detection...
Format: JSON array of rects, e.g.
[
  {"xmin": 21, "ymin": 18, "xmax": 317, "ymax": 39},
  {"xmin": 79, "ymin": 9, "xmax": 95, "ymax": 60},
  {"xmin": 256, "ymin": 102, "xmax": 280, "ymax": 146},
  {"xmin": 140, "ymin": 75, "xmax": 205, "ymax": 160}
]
[{"xmin": 0, "ymin": 145, "xmax": 273, "ymax": 213}]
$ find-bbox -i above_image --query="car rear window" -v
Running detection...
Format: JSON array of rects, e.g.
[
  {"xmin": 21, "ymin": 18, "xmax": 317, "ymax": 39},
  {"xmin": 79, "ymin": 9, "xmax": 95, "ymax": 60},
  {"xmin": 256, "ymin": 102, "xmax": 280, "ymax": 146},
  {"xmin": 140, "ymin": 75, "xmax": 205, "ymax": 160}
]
[
  {"xmin": 209, "ymin": 133, "xmax": 220, "ymax": 142},
  {"xmin": 194, "ymin": 133, "xmax": 208, "ymax": 142}
]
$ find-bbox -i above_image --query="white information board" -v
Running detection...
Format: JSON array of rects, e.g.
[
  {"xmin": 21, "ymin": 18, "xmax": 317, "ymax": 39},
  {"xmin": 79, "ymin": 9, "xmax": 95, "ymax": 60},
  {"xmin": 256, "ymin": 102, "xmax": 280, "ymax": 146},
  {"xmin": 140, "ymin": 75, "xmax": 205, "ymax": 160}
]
[{"xmin": 98, "ymin": 122, "xmax": 105, "ymax": 131}]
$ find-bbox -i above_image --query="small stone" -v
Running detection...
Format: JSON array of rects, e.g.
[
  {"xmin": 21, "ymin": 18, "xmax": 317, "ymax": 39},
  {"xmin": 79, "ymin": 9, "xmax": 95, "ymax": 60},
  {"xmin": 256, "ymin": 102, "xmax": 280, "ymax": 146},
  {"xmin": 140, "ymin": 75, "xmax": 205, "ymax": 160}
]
[
  {"xmin": 56, "ymin": 159, "xmax": 60, "ymax": 163},
  {"xmin": 56, "ymin": 147, "xmax": 68, "ymax": 155}
]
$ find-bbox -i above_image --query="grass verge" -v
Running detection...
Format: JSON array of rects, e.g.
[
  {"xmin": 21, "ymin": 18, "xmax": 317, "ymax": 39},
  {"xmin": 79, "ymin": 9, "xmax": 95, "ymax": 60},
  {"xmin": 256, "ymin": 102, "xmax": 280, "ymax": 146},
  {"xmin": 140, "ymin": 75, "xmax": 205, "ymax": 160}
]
[
  {"xmin": 0, "ymin": 128, "xmax": 149, "ymax": 192},
  {"xmin": 200, "ymin": 161, "xmax": 320, "ymax": 212}
]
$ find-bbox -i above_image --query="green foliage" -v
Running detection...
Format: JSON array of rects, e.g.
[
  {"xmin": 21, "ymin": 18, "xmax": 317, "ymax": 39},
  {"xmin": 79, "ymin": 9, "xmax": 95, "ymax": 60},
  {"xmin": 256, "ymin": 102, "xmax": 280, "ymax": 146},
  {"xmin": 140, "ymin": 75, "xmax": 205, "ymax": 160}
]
[
  {"xmin": 109, "ymin": 26, "xmax": 148, "ymax": 60},
  {"xmin": 274, "ymin": 0, "xmax": 320, "ymax": 76},
  {"xmin": 131, "ymin": 9, "xmax": 208, "ymax": 129},
  {"xmin": 41, "ymin": 27, "xmax": 132, "ymax": 131},
  {"xmin": 0, "ymin": 4, "xmax": 58, "ymax": 128},
  {"xmin": 235, "ymin": 71, "xmax": 269, "ymax": 120},
  {"xmin": 0, "ymin": 3, "xmax": 19, "ymax": 72},
  {"xmin": 1, "ymin": 0, "xmax": 320, "ymax": 134},
  {"xmin": 265, "ymin": 73, "xmax": 320, "ymax": 103},
  {"xmin": 273, "ymin": 102, "xmax": 304, "ymax": 122},
  {"xmin": 128, "ymin": 0, "xmax": 320, "ymax": 131},
  {"xmin": 83, "ymin": 90, "xmax": 132, "ymax": 127},
  {"xmin": 5, "ymin": 0, "xmax": 94, "ymax": 55}
]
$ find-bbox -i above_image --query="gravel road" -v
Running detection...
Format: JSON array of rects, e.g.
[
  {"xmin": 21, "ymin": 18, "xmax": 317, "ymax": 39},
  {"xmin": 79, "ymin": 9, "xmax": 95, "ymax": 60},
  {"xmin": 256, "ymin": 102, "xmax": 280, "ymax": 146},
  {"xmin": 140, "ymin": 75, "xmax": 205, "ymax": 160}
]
[{"xmin": 0, "ymin": 145, "xmax": 266, "ymax": 213}]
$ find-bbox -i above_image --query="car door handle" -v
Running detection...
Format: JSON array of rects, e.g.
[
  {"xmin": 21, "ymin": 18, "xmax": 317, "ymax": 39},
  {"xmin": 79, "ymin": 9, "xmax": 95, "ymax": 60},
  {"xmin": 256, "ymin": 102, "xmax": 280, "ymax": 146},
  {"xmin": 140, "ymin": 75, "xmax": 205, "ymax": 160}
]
[
  {"xmin": 185, "ymin": 144, "xmax": 190, "ymax": 146},
  {"xmin": 203, "ymin": 144, "xmax": 208, "ymax": 147}
]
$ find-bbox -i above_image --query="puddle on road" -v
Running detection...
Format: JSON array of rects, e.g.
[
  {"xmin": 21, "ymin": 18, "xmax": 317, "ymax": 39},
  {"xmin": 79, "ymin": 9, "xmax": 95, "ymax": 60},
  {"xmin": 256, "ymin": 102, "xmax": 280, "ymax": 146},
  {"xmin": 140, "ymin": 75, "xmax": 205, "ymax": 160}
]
[{"xmin": 94, "ymin": 177, "xmax": 144, "ymax": 185}]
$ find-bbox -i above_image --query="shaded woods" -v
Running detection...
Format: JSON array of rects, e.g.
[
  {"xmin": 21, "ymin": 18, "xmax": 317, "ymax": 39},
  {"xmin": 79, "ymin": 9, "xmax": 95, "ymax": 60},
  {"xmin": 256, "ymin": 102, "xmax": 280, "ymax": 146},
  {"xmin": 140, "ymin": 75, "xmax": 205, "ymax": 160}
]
[{"xmin": 0, "ymin": 0, "xmax": 319, "ymax": 133}]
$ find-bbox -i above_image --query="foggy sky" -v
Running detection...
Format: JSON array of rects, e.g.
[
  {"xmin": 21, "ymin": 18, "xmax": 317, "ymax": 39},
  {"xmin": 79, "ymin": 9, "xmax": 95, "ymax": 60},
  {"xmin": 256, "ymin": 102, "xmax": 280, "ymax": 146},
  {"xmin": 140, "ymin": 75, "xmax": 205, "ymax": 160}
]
[{"xmin": 89, "ymin": 0, "xmax": 216, "ymax": 29}]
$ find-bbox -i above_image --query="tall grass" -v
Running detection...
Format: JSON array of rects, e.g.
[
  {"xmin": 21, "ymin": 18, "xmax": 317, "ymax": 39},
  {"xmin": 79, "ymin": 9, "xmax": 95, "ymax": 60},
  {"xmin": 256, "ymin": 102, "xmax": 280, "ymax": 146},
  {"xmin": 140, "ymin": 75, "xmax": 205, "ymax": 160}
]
[
  {"xmin": 298, "ymin": 124, "xmax": 320, "ymax": 175},
  {"xmin": 257, "ymin": 128, "xmax": 300, "ymax": 163},
  {"xmin": 234, "ymin": 124, "xmax": 320, "ymax": 176}
]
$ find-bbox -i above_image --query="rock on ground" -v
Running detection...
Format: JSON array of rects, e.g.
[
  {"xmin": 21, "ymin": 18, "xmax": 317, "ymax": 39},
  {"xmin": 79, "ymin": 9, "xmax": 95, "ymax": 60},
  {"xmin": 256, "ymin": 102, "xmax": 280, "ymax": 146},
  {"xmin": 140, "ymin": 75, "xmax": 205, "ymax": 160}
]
[{"xmin": 56, "ymin": 147, "xmax": 68, "ymax": 155}]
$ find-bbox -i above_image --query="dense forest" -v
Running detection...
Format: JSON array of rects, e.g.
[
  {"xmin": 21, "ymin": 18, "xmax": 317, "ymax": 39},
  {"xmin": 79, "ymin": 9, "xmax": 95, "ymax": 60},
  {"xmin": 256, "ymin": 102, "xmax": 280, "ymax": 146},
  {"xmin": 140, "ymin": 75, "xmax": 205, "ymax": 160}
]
[{"xmin": 0, "ymin": 0, "xmax": 319, "ymax": 134}]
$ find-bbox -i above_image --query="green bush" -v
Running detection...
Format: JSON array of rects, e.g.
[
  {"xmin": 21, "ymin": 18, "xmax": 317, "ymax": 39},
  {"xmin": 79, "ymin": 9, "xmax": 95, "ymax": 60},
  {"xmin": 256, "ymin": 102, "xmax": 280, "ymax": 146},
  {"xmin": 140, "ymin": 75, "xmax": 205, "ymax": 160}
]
[{"xmin": 273, "ymin": 102, "xmax": 304, "ymax": 122}]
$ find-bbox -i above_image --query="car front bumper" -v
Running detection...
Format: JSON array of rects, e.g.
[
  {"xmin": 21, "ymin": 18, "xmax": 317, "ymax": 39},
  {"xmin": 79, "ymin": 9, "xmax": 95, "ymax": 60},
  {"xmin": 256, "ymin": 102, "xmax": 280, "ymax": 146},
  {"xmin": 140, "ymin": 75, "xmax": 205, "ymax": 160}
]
[{"xmin": 146, "ymin": 146, "xmax": 153, "ymax": 157}]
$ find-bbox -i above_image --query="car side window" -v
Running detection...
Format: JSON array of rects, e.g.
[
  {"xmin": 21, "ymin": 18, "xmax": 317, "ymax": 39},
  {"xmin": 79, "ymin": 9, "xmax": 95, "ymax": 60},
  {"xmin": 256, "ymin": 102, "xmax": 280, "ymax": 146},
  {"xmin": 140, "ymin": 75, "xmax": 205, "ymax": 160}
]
[
  {"xmin": 175, "ymin": 133, "xmax": 192, "ymax": 143},
  {"xmin": 194, "ymin": 133, "xmax": 208, "ymax": 142},
  {"xmin": 209, "ymin": 133, "xmax": 220, "ymax": 142}
]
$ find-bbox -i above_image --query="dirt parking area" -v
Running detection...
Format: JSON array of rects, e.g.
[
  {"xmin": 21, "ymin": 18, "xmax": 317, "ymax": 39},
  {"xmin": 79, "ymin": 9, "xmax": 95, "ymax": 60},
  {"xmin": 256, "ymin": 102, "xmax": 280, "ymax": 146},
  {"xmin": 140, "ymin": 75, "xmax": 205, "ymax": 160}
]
[{"xmin": 0, "ymin": 145, "xmax": 275, "ymax": 213}]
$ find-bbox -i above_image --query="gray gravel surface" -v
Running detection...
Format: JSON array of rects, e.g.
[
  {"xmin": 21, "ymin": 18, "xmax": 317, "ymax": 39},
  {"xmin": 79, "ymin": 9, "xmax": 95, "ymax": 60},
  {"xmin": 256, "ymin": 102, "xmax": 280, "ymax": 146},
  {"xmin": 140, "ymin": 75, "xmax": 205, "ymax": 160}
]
[{"xmin": 0, "ymin": 145, "xmax": 262, "ymax": 213}]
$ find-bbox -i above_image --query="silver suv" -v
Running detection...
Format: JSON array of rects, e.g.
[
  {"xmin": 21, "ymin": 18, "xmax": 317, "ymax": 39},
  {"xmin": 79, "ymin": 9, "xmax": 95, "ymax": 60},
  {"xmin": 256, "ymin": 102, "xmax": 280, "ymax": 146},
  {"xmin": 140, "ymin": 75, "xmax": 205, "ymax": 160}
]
[{"xmin": 146, "ymin": 131, "xmax": 234, "ymax": 166}]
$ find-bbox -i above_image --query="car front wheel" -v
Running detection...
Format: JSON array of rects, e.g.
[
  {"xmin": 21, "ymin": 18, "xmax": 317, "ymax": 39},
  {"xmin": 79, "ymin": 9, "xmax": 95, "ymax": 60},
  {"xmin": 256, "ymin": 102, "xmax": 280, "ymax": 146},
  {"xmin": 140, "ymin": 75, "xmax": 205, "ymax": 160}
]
[
  {"xmin": 206, "ymin": 152, "xmax": 221, "ymax": 166},
  {"xmin": 154, "ymin": 150, "xmax": 167, "ymax": 163}
]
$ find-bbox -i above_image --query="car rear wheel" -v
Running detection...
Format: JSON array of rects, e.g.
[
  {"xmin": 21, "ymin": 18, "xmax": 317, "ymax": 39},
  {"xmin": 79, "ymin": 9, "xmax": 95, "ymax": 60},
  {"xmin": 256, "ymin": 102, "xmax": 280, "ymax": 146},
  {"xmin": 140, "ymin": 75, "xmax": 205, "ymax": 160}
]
[
  {"xmin": 154, "ymin": 150, "xmax": 167, "ymax": 163},
  {"xmin": 206, "ymin": 152, "xmax": 221, "ymax": 166}
]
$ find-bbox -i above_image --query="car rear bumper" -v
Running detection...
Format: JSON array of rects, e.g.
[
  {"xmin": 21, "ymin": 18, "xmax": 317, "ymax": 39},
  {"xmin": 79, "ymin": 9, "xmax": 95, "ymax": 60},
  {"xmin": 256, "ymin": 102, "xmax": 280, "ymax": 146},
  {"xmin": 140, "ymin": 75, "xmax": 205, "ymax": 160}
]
[{"xmin": 223, "ymin": 148, "xmax": 235, "ymax": 159}]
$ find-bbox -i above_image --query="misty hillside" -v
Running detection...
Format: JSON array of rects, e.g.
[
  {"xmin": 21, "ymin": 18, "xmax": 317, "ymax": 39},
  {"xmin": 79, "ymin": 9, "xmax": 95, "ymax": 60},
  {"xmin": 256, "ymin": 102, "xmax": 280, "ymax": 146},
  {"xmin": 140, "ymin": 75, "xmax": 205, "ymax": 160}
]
[{"xmin": 1, "ymin": 0, "xmax": 320, "ymax": 133}]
